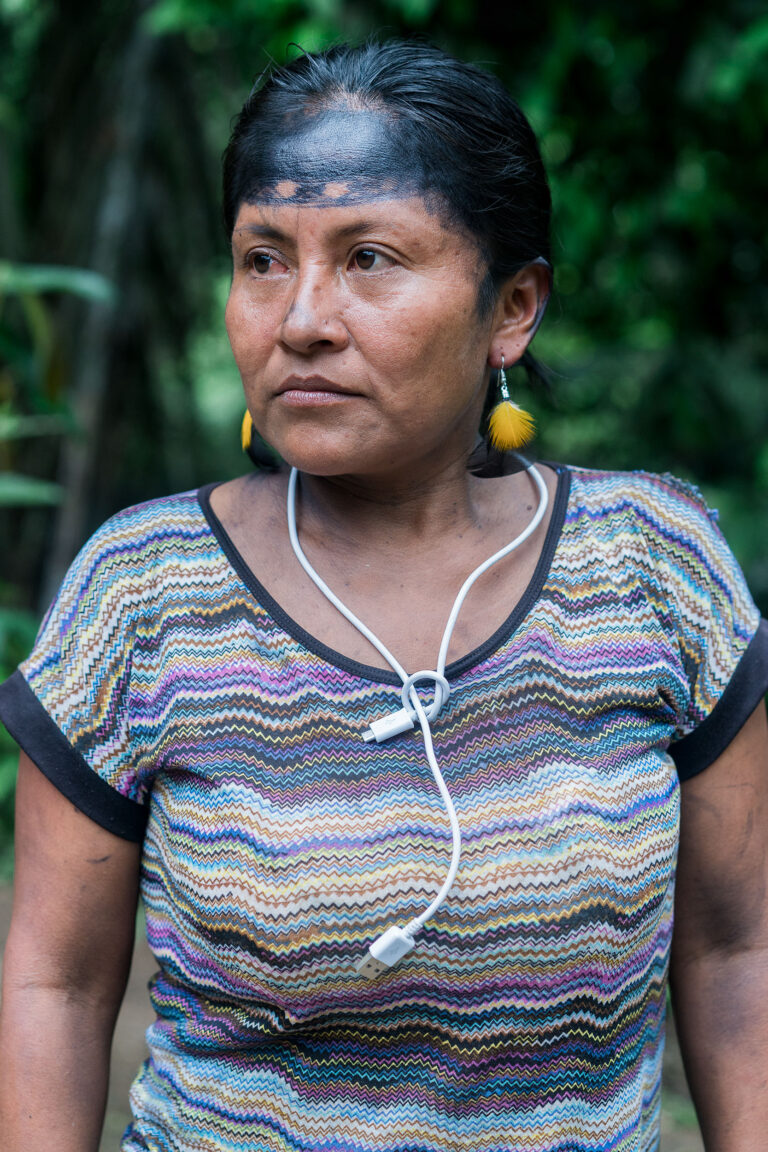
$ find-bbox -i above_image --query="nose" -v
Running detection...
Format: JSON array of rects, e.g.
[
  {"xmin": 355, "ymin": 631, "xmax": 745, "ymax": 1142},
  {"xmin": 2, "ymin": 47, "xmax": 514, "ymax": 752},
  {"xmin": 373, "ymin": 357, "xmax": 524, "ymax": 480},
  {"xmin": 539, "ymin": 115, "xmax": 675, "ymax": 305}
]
[{"xmin": 279, "ymin": 266, "xmax": 349, "ymax": 354}]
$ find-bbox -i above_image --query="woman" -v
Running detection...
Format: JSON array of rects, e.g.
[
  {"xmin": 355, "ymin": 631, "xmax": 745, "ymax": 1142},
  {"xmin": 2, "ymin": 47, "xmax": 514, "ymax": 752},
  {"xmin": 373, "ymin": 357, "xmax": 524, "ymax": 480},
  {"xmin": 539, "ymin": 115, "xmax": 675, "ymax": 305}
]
[{"xmin": 1, "ymin": 40, "xmax": 767, "ymax": 1152}]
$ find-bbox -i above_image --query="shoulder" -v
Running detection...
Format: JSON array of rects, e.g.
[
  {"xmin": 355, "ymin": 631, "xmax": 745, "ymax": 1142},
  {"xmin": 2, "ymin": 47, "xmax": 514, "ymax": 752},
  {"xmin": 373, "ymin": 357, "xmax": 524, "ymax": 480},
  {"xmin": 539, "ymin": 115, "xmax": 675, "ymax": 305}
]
[
  {"xmin": 560, "ymin": 464, "xmax": 759, "ymax": 620},
  {"xmin": 566, "ymin": 464, "xmax": 715, "ymax": 523},
  {"xmin": 27, "ymin": 488, "xmax": 219, "ymax": 664},
  {"xmin": 566, "ymin": 460, "xmax": 760, "ymax": 639},
  {"xmin": 76, "ymin": 488, "xmax": 212, "ymax": 561},
  {"xmin": 563, "ymin": 465, "xmax": 729, "ymax": 564},
  {"xmin": 56, "ymin": 488, "xmax": 215, "ymax": 596}
]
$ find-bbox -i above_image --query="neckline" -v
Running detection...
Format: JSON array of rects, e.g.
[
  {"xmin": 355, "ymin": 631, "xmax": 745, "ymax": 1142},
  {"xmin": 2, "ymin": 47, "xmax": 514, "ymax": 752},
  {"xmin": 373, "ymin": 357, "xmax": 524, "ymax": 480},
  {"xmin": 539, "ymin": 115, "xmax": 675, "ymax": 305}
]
[{"xmin": 197, "ymin": 465, "xmax": 572, "ymax": 687}]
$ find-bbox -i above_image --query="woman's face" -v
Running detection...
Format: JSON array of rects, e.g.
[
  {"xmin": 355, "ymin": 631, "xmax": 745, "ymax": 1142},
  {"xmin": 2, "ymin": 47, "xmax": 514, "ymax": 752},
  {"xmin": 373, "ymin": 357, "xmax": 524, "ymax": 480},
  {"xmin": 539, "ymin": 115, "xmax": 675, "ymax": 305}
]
[{"xmin": 225, "ymin": 107, "xmax": 503, "ymax": 481}]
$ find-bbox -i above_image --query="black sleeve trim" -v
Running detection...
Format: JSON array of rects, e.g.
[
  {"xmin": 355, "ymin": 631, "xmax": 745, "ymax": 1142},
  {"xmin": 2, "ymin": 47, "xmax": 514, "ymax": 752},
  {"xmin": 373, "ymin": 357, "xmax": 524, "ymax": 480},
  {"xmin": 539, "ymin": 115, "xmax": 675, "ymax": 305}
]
[
  {"xmin": 671, "ymin": 619, "xmax": 768, "ymax": 781},
  {"xmin": 0, "ymin": 669, "xmax": 148, "ymax": 841}
]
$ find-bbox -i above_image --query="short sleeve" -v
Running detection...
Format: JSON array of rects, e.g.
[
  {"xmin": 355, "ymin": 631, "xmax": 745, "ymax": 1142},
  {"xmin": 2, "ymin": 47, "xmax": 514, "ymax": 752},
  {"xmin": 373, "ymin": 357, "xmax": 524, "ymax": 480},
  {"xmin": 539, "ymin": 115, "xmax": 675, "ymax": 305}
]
[
  {"xmin": 639, "ymin": 473, "xmax": 768, "ymax": 780},
  {"xmin": 0, "ymin": 511, "xmax": 152, "ymax": 840}
]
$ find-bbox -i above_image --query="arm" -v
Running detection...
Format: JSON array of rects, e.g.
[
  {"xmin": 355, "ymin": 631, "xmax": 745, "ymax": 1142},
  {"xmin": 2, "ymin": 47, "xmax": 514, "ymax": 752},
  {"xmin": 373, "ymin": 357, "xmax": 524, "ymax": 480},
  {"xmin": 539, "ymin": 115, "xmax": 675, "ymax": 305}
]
[
  {"xmin": 0, "ymin": 751, "xmax": 141, "ymax": 1152},
  {"xmin": 670, "ymin": 701, "xmax": 768, "ymax": 1150}
]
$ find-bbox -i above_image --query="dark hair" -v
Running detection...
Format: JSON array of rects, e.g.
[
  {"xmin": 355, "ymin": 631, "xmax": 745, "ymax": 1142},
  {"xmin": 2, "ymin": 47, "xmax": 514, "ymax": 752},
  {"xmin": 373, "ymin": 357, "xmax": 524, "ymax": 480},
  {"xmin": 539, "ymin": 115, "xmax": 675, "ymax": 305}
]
[
  {"xmin": 223, "ymin": 40, "xmax": 552, "ymax": 463},
  {"xmin": 225, "ymin": 41, "xmax": 550, "ymax": 296}
]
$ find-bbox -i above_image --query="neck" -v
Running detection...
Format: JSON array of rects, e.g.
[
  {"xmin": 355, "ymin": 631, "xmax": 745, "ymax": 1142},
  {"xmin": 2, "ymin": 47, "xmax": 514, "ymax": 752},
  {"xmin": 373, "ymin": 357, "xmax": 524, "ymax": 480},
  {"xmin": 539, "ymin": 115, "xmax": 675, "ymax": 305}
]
[{"xmin": 293, "ymin": 450, "xmax": 488, "ymax": 551}]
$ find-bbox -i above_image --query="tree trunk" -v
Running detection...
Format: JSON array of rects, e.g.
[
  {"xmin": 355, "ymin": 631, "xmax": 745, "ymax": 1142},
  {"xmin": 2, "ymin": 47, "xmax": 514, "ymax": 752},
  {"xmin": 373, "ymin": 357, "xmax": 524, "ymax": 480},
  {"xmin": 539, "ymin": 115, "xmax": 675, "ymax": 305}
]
[{"xmin": 42, "ymin": 9, "xmax": 158, "ymax": 606}]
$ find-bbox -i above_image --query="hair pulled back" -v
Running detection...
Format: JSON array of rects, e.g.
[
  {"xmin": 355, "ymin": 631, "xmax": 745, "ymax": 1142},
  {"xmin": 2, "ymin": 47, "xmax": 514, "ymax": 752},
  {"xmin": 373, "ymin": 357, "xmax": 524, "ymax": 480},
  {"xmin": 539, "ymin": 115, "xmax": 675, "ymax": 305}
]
[
  {"xmin": 225, "ymin": 41, "xmax": 552, "ymax": 468},
  {"xmin": 223, "ymin": 40, "xmax": 552, "ymax": 314}
]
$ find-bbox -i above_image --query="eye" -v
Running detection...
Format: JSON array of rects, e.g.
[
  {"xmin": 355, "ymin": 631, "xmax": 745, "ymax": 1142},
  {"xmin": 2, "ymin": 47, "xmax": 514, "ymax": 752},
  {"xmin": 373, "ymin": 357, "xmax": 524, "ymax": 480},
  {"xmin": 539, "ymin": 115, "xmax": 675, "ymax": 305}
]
[
  {"xmin": 247, "ymin": 251, "xmax": 286, "ymax": 275},
  {"xmin": 351, "ymin": 248, "xmax": 393, "ymax": 272}
]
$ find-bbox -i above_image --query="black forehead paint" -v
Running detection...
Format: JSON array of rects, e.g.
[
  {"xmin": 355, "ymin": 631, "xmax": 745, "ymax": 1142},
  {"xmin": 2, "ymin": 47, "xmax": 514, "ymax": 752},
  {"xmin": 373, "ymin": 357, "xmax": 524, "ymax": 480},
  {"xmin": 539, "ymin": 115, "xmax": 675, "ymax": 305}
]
[{"xmin": 243, "ymin": 104, "xmax": 433, "ymax": 207}]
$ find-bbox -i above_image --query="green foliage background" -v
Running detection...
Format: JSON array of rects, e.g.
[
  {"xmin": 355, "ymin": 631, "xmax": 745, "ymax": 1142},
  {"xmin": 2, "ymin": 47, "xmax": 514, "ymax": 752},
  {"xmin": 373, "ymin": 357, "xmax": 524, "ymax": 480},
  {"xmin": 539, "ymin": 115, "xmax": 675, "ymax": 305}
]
[{"xmin": 0, "ymin": 0, "xmax": 766, "ymax": 872}]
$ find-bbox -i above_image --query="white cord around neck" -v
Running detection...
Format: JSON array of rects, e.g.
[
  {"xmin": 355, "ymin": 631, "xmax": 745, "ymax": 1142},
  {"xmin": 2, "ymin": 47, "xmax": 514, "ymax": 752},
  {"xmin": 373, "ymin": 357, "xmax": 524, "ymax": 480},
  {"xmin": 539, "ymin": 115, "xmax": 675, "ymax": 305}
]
[{"xmin": 286, "ymin": 463, "xmax": 549, "ymax": 970}]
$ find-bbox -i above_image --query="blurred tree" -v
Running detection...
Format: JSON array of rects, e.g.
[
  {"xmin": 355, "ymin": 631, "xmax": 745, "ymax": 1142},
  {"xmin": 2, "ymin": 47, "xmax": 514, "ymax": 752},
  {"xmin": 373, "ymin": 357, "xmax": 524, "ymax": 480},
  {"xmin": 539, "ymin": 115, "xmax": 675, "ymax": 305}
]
[
  {"xmin": 2, "ymin": 0, "xmax": 223, "ymax": 605},
  {"xmin": 515, "ymin": 0, "xmax": 768, "ymax": 605},
  {"xmin": 0, "ymin": 258, "xmax": 112, "ymax": 876}
]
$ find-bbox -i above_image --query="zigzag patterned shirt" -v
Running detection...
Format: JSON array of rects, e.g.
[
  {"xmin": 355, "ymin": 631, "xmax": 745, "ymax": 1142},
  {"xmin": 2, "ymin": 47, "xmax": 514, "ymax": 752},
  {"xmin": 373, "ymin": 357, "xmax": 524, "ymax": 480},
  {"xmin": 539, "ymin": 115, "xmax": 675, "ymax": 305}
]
[{"xmin": 2, "ymin": 464, "xmax": 768, "ymax": 1152}]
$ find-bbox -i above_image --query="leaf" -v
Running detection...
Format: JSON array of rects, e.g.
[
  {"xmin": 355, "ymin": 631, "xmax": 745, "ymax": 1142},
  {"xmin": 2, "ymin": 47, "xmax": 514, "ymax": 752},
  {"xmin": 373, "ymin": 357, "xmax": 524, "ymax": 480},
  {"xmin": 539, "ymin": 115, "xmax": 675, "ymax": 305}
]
[
  {"xmin": 0, "ymin": 472, "xmax": 63, "ymax": 505},
  {"xmin": 0, "ymin": 412, "xmax": 72, "ymax": 440},
  {"xmin": 0, "ymin": 261, "xmax": 115, "ymax": 303}
]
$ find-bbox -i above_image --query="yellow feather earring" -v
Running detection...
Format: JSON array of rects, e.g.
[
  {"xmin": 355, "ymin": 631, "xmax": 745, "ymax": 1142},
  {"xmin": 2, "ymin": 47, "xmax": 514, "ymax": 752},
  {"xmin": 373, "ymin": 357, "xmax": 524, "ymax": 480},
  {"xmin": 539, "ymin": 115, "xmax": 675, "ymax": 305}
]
[
  {"xmin": 487, "ymin": 355, "xmax": 535, "ymax": 452},
  {"xmin": 241, "ymin": 410, "xmax": 253, "ymax": 453}
]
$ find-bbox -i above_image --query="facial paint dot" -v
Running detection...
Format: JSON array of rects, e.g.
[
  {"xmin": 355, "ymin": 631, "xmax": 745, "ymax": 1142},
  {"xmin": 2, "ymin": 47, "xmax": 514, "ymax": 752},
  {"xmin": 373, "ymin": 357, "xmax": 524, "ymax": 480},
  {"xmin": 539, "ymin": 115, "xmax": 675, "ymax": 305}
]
[{"xmin": 322, "ymin": 181, "xmax": 351, "ymax": 199}]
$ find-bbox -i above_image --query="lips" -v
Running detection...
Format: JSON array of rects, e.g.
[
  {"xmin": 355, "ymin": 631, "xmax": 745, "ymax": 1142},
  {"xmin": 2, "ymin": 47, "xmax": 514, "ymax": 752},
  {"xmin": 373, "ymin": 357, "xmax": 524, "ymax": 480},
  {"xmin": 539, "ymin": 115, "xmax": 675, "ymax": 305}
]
[{"xmin": 276, "ymin": 374, "xmax": 357, "ymax": 396}]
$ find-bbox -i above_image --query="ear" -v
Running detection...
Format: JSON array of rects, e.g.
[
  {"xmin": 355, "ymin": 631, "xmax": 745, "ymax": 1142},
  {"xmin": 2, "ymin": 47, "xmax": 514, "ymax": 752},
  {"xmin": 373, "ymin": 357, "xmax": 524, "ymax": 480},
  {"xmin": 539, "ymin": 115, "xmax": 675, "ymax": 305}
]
[{"xmin": 487, "ymin": 260, "xmax": 551, "ymax": 369}]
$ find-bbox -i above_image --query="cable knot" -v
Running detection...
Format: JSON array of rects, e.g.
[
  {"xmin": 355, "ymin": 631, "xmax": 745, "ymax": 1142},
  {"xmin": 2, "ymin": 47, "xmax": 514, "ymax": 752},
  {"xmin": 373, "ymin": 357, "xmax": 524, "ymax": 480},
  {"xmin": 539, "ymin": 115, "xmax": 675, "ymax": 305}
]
[{"xmin": 400, "ymin": 670, "xmax": 451, "ymax": 723}]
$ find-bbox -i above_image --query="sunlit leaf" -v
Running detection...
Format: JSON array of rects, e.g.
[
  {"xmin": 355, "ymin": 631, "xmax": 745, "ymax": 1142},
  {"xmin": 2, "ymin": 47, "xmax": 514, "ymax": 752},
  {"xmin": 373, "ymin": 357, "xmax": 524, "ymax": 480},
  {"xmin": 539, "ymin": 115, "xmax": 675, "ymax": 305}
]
[
  {"xmin": 0, "ymin": 472, "xmax": 63, "ymax": 505},
  {"xmin": 0, "ymin": 412, "xmax": 71, "ymax": 440},
  {"xmin": 0, "ymin": 262, "xmax": 115, "ymax": 302}
]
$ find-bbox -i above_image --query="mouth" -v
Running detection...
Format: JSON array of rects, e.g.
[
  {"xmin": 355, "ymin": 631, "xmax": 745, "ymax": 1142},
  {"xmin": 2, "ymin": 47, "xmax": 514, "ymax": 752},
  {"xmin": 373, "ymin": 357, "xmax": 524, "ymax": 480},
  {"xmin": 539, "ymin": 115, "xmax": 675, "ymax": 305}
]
[
  {"xmin": 277, "ymin": 375, "xmax": 357, "ymax": 396},
  {"xmin": 275, "ymin": 374, "xmax": 360, "ymax": 405}
]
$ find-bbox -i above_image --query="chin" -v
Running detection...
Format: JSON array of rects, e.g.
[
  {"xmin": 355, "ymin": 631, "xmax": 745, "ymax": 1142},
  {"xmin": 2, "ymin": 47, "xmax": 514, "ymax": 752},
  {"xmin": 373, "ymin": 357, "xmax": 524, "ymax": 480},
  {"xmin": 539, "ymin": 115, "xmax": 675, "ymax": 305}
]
[
  {"xmin": 262, "ymin": 419, "xmax": 385, "ymax": 475},
  {"xmin": 271, "ymin": 439, "xmax": 378, "ymax": 479}
]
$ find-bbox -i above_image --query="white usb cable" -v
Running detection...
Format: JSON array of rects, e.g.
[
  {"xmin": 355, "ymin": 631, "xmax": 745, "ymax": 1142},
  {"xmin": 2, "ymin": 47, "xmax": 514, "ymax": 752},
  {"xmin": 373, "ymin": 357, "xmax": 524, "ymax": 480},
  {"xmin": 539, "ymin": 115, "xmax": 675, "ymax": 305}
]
[{"xmin": 286, "ymin": 462, "xmax": 549, "ymax": 978}]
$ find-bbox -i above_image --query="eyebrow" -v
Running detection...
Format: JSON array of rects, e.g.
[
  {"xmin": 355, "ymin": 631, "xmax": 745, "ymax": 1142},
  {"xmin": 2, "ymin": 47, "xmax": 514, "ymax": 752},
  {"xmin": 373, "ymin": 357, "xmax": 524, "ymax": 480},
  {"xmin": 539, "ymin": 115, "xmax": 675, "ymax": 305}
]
[
  {"xmin": 232, "ymin": 224, "xmax": 287, "ymax": 241},
  {"xmin": 232, "ymin": 216, "xmax": 399, "ymax": 244},
  {"xmin": 334, "ymin": 218, "xmax": 389, "ymax": 238}
]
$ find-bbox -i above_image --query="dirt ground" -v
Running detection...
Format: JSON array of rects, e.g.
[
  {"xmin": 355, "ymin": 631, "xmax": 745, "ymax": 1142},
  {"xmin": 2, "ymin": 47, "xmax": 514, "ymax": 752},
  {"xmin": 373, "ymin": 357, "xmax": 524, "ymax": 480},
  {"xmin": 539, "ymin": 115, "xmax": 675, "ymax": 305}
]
[{"xmin": 0, "ymin": 885, "xmax": 703, "ymax": 1152}]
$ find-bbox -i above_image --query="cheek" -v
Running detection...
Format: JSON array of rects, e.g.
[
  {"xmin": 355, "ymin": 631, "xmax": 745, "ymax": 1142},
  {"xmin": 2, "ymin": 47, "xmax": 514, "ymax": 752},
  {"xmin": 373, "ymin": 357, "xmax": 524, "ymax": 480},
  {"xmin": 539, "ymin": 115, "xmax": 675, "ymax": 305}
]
[
  {"xmin": 224, "ymin": 293, "xmax": 238, "ymax": 351},
  {"xmin": 224, "ymin": 291, "xmax": 247, "ymax": 361},
  {"xmin": 225, "ymin": 289, "xmax": 270, "ymax": 373},
  {"xmin": 348, "ymin": 293, "xmax": 444, "ymax": 369},
  {"xmin": 369, "ymin": 294, "xmax": 483, "ymax": 380}
]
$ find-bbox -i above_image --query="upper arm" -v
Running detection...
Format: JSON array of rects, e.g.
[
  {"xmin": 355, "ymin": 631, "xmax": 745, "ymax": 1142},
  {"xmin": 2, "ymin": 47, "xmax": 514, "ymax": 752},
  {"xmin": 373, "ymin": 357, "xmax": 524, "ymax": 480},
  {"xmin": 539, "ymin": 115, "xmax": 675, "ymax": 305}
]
[
  {"xmin": 672, "ymin": 701, "xmax": 768, "ymax": 969},
  {"xmin": 634, "ymin": 474, "xmax": 768, "ymax": 776},
  {"xmin": 4, "ymin": 751, "xmax": 141, "ymax": 1004}
]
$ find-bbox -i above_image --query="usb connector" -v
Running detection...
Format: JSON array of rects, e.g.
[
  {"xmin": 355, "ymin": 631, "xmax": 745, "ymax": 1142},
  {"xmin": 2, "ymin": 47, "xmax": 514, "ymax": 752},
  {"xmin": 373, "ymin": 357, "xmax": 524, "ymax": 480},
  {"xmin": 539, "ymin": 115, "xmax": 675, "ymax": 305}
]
[
  {"xmin": 362, "ymin": 708, "xmax": 416, "ymax": 743},
  {"xmin": 355, "ymin": 925, "xmax": 416, "ymax": 979}
]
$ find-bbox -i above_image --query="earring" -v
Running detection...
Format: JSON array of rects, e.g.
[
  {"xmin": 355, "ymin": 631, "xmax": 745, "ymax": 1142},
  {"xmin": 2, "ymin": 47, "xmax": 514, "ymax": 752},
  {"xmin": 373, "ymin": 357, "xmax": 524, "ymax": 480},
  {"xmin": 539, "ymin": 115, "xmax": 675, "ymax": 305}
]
[
  {"xmin": 487, "ymin": 354, "xmax": 535, "ymax": 451},
  {"xmin": 240, "ymin": 410, "xmax": 281, "ymax": 472},
  {"xmin": 241, "ymin": 410, "xmax": 253, "ymax": 453}
]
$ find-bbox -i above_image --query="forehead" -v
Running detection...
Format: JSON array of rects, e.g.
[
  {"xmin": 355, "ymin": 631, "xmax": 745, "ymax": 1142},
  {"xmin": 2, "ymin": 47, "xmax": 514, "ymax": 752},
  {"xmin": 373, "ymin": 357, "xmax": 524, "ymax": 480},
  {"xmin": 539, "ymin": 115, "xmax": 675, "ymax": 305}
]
[
  {"xmin": 230, "ymin": 196, "xmax": 475, "ymax": 267},
  {"xmin": 242, "ymin": 102, "xmax": 431, "ymax": 207}
]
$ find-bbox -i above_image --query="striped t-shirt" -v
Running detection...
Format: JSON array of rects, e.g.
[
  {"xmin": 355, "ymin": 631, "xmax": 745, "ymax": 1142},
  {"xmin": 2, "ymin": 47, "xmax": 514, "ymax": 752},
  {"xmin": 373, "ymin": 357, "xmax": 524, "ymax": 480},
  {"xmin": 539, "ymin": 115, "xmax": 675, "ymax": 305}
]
[{"xmin": 2, "ymin": 464, "xmax": 767, "ymax": 1152}]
